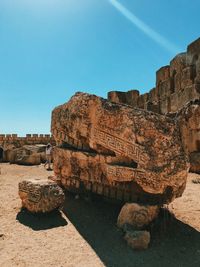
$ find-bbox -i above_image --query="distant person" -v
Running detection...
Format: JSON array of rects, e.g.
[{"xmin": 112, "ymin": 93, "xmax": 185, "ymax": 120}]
[{"xmin": 44, "ymin": 143, "xmax": 52, "ymax": 170}]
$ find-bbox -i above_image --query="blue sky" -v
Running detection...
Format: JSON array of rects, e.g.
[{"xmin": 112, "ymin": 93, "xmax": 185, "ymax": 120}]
[{"xmin": 0, "ymin": 0, "xmax": 200, "ymax": 135}]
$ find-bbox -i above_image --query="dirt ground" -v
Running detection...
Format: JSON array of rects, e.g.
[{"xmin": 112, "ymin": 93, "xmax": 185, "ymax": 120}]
[{"xmin": 0, "ymin": 163, "xmax": 200, "ymax": 267}]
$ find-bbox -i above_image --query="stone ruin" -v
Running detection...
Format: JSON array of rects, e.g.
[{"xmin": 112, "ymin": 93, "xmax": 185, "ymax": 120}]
[
  {"xmin": 51, "ymin": 92, "xmax": 189, "ymax": 250},
  {"xmin": 0, "ymin": 134, "xmax": 55, "ymax": 165},
  {"xmin": 108, "ymin": 37, "xmax": 200, "ymax": 173},
  {"xmin": 177, "ymin": 99, "xmax": 200, "ymax": 173},
  {"xmin": 51, "ymin": 92, "xmax": 188, "ymax": 205},
  {"xmin": 108, "ymin": 38, "xmax": 200, "ymax": 114},
  {"xmin": 17, "ymin": 37, "xmax": 200, "ymax": 249},
  {"xmin": 49, "ymin": 38, "xmax": 200, "ymax": 249}
]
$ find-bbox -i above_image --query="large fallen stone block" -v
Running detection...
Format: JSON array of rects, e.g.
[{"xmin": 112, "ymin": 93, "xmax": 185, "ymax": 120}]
[
  {"xmin": 51, "ymin": 92, "xmax": 188, "ymax": 205},
  {"xmin": 19, "ymin": 179, "xmax": 65, "ymax": 213},
  {"xmin": 8, "ymin": 145, "xmax": 46, "ymax": 165}
]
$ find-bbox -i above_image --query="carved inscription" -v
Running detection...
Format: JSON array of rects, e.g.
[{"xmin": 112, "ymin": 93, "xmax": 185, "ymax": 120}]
[
  {"xmin": 19, "ymin": 183, "xmax": 41, "ymax": 203},
  {"xmin": 106, "ymin": 165, "xmax": 145, "ymax": 182},
  {"xmin": 136, "ymin": 176, "xmax": 160, "ymax": 191},
  {"xmin": 93, "ymin": 128, "xmax": 147, "ymax": 163}
]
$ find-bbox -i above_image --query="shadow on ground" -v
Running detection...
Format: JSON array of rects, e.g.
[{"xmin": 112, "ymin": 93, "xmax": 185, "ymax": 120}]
[
  {"xmin": 16, "ymin": 208, "xmax": 67, "ymax": 231},
  {"xmin": 63, "ymin": 193, "xmax": 200, "ymax": 267}
]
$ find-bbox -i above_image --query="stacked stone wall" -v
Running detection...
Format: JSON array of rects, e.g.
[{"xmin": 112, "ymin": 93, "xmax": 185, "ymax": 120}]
[
  {"xmin": 108, "ymin": 37, "xmax": 200, "ymax": 172},
  {"xmin": 0, "ymin": 134, "xmax": 55, "ymax": 149},
  {"xmin": 108, "ymin": 38, "xmax": 200, "ymax": 115}
]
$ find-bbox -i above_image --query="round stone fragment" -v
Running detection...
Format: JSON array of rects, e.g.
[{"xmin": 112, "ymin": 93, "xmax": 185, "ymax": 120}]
[
  {"xmin": 124, "ymin": 230, "xmax": 150, "ymax": 250},
  {"xmin": 18, "ymin": 178, "xmax": 65, "ymax": 213},
  {"xmin": 117, "ymin": 203, "xmax": 159, "ymax": 230}
]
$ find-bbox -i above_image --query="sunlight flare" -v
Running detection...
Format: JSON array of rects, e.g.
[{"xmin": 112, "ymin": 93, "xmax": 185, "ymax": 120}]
[{"xmin": 108, "ymin": 0, "xmax": 180, "ymax": 54}]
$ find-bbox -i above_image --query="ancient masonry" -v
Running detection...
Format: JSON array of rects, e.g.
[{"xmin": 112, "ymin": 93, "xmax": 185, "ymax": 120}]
[
  {"xmin": 108, "ymin": 38, "xmax": 200, "ymax": 114},
  {"xmin": 0, "ymin": 134, "xmax": 55, "ymax": 161},
  {"xmin": 51, "ymin": 92, "xmax": 188, "ymax": 204},
  {"xmin": 108, "ymin": 37, "xmax": 200, "ymax": 166},
  {"xmin": 0, "ymin": 133, "xmax": 55, "ymax": 147}
]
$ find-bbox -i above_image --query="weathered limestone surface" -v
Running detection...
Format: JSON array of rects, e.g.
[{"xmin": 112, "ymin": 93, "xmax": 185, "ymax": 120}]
[
  {"xmin": 19, "ymin": 179, "xmax": 65, "ymax": 213},
  {"xmin": 7, "ymin": 145, "xmax": 47, "ymax": 165},
  {"xmin": 0, "ymin": 134, "xmax": 55, "ymax": 163},
  {"xmin": 117, "ymin": 203, "xmax": 159, "ymax": 230},
  {"xmin": 177, "ymin": 99, "xmax": 200, "ymax": 154},
  {"xmin": 176, "ymin": 99, "xmax": 200, "ymax": 172},
  {"xmin": 51, "ymin": 92, "xmax": 188, "ymax": 205},
  {"xmin": 124, "ymin": 230, "xmax": 150, "ymax": 250}
]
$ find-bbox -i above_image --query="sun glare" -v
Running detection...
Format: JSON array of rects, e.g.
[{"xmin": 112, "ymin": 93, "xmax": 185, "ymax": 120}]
[{"xmin": 109, "ymin": 0, "xmax": 180, "ymax": 54}]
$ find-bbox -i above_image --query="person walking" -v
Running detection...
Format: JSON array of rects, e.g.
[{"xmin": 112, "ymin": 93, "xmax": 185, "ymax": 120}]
[{"xmin": 44, "ymin": 143, "xmax": 52, "ymax": 170}]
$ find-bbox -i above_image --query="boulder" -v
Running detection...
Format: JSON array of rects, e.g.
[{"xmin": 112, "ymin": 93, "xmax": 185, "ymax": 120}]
[
  {"xmin": 117, "ymin": 203, "xmax": 159, "ymax": 230},
  {"xmin": 124, "ymin": 230, "xmax": 150, "ymax": 250},
  {"xmin": 51, "ymin": 92, "xmax": 188, "ymax": 205},
  {"xmin": 18, "ymin": 179, "xmax": 65, "ymax": 213}
]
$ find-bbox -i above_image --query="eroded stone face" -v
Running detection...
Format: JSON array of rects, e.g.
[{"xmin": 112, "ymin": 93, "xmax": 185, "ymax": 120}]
[
  {"xmin": 51, "ymin": 93, "xmax": 189, "ymax": 204},
  {"xmin": 177, "ymin": 99, "xmax": 200, "ymax": 172},
  {"xmin": 117, "ymin": 203, "xmax": 159, "ymax": 230},
  {"xmin": 177, "ymin": 99, "xmax": 200, "ymax": 154},
  {"xmin": 19, "ymin": 179, "xmax": 65, "ymax": 213}
]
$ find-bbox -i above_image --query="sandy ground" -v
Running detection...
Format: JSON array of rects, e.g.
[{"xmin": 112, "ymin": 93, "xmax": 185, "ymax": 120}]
[{"xmin": 0, "ymin": 163, "xmax": 200, "ymax": 267}]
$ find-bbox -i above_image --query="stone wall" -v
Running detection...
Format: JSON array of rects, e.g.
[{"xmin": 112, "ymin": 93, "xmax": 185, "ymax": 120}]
[
  {"xmin": 108, "ymin": 38, "xmax": 200, "ymax": 115},
  {"xmin": 108, "ymin": 37, "xmax": 200, "ymax": 172},
  {"xmin": 0, "ymin": 134, "xmax": 55, "ymax": 163},
  {"xmin": 0, "ymin": 134, "xmax": 55, "ymax": 148}
]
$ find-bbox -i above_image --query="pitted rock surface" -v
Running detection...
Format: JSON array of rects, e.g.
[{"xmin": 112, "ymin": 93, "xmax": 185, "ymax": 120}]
[
  {"xmin": 51, "ymin": 92, "xmax": 188, "ymax": 205},
  {"xmin": 6, "ymin": 145, "xmax": 46, "ymax": 165},
  {"xmin": 117, "ymin": 203, "xmax": 159, "ymax": 230},
  {"xmin": 19, "ymin": 179, "xmax": 65, "ymax": 213},
  {"xmin": 124, "ymin": 230, "xmax": 150, "ymax": 250}
]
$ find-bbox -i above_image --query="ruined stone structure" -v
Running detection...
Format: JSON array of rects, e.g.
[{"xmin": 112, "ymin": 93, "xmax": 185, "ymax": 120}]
[
  {"xmin": 0, "ymin": 133, "xmax": 54, "ymax": 147},
  {"xmin": 108, "ymin": 38, "xmax": 200, "ymax": 172},
  {"xmin": 176, "ymin": 99, "xmax": 200, "ymax": 173},
  {"xmin": 51, "ymin": 92, "xmax": 188, "ymax": 205},
  {"xmin": 108, "ymin": 38, "xmax": 200, "ymax": 114},
  {"xmin": 0, "ymin": 134, "xmax": 55, "ymax": 163}
]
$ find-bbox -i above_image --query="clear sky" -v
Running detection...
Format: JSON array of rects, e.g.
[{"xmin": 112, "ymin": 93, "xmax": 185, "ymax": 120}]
[{"xmin": 0, "ymin": 0, "xmax": 200, "ymax": 135}]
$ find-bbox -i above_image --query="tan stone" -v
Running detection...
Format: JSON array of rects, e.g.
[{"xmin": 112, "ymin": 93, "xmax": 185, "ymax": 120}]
[
  {"xmin": 18, "ymin": 179, "xmax": 65, "ymax": 213},
  {"xmin": 156, "ymin": 66, "xmax": 170, "ymax": 86},
  {"xmin": 51, "ymin": 92, "xmax": 188, "ymax": 205},
  {"xmin": 8, "ymin": 145, "xmax": 46, "ymax": 165},
  {"xmin": 117, "ymin": 203, "xmax": 159, "ymax": 229},
  {"xmin": 124, "ymin": 230, "xmax": 150, "ymax": 250},
  {"xmin": 108, "ymin": 90, "xmax": 139, "ymax": 108},
  {"xmin": 107, "ymin": 37, "xmax": 200, "ymax": 118},
  {"xmin": 177, "ymin": 99, "xmax": 200, "ymax": 154}
]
